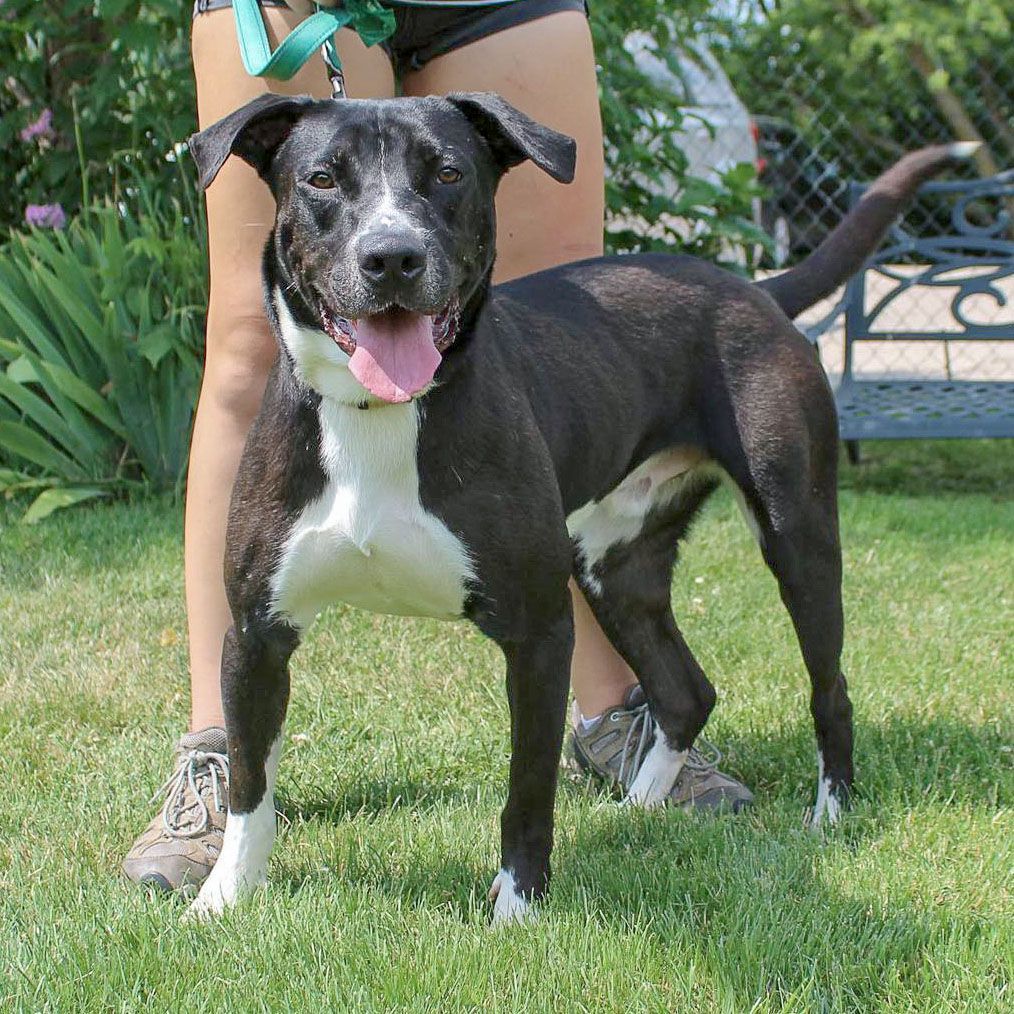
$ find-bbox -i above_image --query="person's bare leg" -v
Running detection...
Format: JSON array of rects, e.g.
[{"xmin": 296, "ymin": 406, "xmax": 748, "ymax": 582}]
[
  {"xmin": 186, "ymin": 6, "xmax": 396, "ymax": 730},
  {"xmin": 403, "ymin": 12, "xmax": 637, "ymax": 719},
  {"xmin": 568, "ymin": 579, "xmax": 638, "ymax": 716}
]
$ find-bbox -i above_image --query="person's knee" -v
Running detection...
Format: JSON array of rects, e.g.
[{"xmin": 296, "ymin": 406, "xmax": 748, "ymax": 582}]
[{"xmin": 202, "ymin": 311, "xmax": 278, "ymax": 425}]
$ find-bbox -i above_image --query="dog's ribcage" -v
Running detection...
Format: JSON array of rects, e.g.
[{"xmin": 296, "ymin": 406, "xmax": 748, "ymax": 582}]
[{"xmin": 269, "ymin": 399, "xmax": 475, "ymax": 629}]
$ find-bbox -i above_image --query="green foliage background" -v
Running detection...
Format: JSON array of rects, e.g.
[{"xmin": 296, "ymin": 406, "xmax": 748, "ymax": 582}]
[
  {"xmin": 1, "ymin": 0, "xmax": 761, "ymax": 249},
  {"xmin": 719, "ymin": 0, "xmax": 1012, "ymax": 178},
  {"xmin": 4, "ymin": 0, "xmax": 1008, "ymax": 235},
  {"xmin": 1, "ymin": 0, "xmax": 197, "ymax": 232}
]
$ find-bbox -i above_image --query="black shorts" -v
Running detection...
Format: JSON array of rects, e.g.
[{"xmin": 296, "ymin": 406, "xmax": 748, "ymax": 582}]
[{"xmin": 194, "ymin": 0, "xmax": 588, "ymax": 75}]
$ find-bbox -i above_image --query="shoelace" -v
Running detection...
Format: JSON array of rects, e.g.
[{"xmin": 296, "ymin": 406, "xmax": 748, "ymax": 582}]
[
  {"xmin": 615, "ymin": 698, "xmax": 721, "ymax": 788},
  {"xmin": 152, "ymin": 749, "xmax": 230, "ymax": 838}
]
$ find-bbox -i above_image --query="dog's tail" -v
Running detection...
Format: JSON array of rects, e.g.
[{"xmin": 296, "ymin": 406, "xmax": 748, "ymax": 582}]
[{"xmin": 756, "ymin": 142, "xmax": 980, "ymax": 319}]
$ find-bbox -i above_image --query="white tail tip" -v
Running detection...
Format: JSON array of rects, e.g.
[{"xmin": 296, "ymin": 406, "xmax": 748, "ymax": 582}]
[{"xmin": 948, "ymin": 141, "xmax": 982, "ymax": 158}]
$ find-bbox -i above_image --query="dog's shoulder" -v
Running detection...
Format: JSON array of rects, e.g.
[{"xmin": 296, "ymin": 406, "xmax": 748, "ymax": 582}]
[{"xmin": 224, "ymin": 362, "xmax": 329, "ymax": 608}]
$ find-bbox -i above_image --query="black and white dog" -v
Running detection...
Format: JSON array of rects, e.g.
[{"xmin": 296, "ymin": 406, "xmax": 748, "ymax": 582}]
[{"xmin": 185, "ymin": 91, "xmax": 968, "ymax": 922}]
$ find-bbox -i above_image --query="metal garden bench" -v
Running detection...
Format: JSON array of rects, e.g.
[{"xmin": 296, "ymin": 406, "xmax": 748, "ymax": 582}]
[{"xmin": 805, "ymin": 170, "xmax": 1014, "ymax": 461}]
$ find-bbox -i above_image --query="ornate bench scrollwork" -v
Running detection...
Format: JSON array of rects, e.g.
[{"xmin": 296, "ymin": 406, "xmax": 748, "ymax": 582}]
[{"xmin": 808, "ymin": 170, "xmax": 1014, "ymax": 459}]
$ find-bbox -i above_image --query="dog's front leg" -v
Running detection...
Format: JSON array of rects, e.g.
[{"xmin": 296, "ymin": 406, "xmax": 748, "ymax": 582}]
[
  {"xmin": 489, "ymin": 607, "xmax": 573, "ymax": 925},
  {"xmin": 188, "ymin": 620, "xmax": 298, "ymax": 920}
]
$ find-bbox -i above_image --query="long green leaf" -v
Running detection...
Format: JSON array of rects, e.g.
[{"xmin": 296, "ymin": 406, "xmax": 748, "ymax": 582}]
[
  {"xmin": 0, "ymin": 421, "xmax": 87, "ymax": 479},
  {"xmin": 0, "ymin": 373, "xmax": 86, "ymax": 463},
  {"xmin": 33, "ymin": 263, "xmax": 112, "ymax": 369},
  {"xmin": 21, "ymin": 486, "xmax": 108, "ymax": 524},
  {"xmin": 3, "ymin": 351, "xmax": 111, "ymax": 465},
  {"xmin": 20, "ymin": 240, "xmax": 106, "ymax": 384},
  {"xmin": 0, "ymin": 341, "xmax": 128, "ymax": 441},
  {"xmin": 99, "ymin": 209, "xmax": 129, "ymax": 300},
  {"xmin": 38, "ymin": 358, "xmax": 128, "ymax": 442},
  {"xmin": 33, "ymin": 228, "xmax": 102, "ymax": 310},
  {"xmin": 0, "ymin": 273, "xmax": 76, "ymax": 371},
  {"xmin": 0, "ymin": 398, "xmax": 19, "ymax": 426}
]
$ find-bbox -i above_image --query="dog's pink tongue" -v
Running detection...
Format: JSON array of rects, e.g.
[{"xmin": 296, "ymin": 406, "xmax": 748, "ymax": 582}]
[{"xmin": 347, "ymin": 311, "xmax": 440, "ymax": 403}]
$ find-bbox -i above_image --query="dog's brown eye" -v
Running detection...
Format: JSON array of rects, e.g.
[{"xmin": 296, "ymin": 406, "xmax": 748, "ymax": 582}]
[
  {"xmin": 437, "ymin": 165, "xmax": 462, "ymax": 184},
  {"xmin": 308, "ymin": 172, "xmax": 335, "ymax": 189}
]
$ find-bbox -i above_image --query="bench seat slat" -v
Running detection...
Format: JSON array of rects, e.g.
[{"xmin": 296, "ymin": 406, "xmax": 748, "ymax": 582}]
[{"xmin": 835, "ymin": 379, "xmax": 1014, "ymax": 440}]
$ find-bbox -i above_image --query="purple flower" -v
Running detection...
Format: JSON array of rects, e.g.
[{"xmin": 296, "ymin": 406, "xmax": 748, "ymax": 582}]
[
  {"xmin": 20, "ymin": 108, "xmax": 54, "ymax": 143},
  {"xmin": 24, "ymin": 203, "xmax": 67, "ymax": 229}
]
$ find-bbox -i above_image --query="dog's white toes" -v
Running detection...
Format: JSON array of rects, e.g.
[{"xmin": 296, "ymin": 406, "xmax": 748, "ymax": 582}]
[
  {"xmin": 622, "ymin": 737, "xmax": 687, "ymax": 809},
  {"xmin": 488, "ymin": 869, "xmax": 535, "ymax": 926},
  {"xmin": 184, "ymin": 870, "xmax": 264, "ymax": 922},
  {"xmin": 808, "ymin": 776, "xmax": 843, "ymax": 832},
  {"xmin": 184, "ymin": 889, "xmax": 226, "ymax": 924},
  {"xmin": 184, "ymin": 882, "xmax": 233, "ymax": 923},
  {"xmin": 620, "ymin": 785, "xmax": 667, "ymax": 809}
]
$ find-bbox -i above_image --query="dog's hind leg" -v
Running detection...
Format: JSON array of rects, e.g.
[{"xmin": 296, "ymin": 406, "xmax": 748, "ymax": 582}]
[
  {"xmin": 572, "ymin": 476, "xmax": 720, "ymax": 808},
  {"xmin": 189, "ymin": 620, "xmax": 298, "ymax": 918},
  {"xmin": 716, "ymin": 364, "xmax": 853, "ymax": 828},
  {"xmin": 751, "ymin": 498, "xmax": 852, "ymax": 828}
]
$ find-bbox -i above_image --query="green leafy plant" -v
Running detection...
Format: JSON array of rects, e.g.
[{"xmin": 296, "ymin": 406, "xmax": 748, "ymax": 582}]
[
  {"xmin": 592, "ymin": 2, "xmax": 767, "ymax": 267},
  {"xmin": 1, "ymin": 0, "xmax": 194, "ymax": 233},
  {"xmin": 0, "ymin": 168, "xmax": 206, "ymax": 521}
]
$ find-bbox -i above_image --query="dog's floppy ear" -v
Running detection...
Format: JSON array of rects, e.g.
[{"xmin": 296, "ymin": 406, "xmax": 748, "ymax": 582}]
[
  {"xmin": 188, "ymin": 93, "xmax": 316, "ymax": 190},
  {"xmin": 446, "ymin": 92, "xmax": 576, "ymax": 184}
]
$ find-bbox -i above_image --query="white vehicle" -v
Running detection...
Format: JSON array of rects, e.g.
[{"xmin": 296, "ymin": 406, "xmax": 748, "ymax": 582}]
[{"xmin": 625, "ymin": 31, "xmax": 758, "ymax": 184}]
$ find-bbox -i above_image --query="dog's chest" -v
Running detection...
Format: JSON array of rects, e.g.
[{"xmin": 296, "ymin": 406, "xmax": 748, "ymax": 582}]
[{"xmin": 270, "ymin": 401, "xmax": 474, "ymax": 628}]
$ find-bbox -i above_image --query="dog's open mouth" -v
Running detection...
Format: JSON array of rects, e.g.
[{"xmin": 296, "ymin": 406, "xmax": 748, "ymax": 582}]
[{"xmin": 319, "ymin": 300, "xmax": 460, "ymax": 404}]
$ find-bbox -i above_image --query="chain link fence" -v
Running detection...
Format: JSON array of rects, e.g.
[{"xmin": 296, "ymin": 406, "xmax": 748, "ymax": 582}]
[{"xmin": 662, "ymin": 11, "xmax": 1014, "ymax": 387}]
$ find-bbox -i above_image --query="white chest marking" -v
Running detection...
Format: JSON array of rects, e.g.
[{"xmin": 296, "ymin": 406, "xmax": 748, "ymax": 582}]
[
  {"xmin": 270, "ymin": 398, "xmax": 475, "ymax": 629},
  {"xmin": 567, "ymin": 447, "xmax": 712, "ymax": 594}
]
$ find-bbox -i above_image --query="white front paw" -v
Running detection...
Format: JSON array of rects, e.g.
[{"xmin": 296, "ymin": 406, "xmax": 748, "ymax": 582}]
[
  {"xmin": 488, "ymin": 869, "xmax": 535, "ymax": 926},
  {"xmin": 185, "ymin": 867, "xmax": 265, "ymax": 922}
]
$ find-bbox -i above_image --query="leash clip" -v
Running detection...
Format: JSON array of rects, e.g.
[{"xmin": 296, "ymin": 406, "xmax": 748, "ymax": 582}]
[
  {"xmin": 320, "ymin": 39, "xmax": 346, "ymax": 99},
  {"xmin": 328, "ymin": 64, "xmax": 346, "ymax": 99}
]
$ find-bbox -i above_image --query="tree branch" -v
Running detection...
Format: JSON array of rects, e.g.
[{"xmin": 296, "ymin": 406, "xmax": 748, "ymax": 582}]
[{"xmin": 835, "ymin": 0, "xmax": 1002, "ymax": 179}]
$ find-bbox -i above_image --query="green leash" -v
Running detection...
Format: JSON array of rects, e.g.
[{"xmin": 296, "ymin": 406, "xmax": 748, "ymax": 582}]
[
  {"xmin": 232, "ymin": 0, "xmax": 394, "ymax": 90},
  {"xmin": 232, "ymin": 0, "xmax": 527, "ymax": 95}
]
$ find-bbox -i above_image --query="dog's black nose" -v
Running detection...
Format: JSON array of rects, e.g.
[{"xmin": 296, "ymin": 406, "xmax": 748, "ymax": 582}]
[{"xmin": 358, "ymin": 232, "xmax": 427, "ymax": 286}]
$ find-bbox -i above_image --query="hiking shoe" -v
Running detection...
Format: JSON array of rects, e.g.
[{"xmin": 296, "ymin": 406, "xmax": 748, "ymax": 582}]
[
  {"xmin": 122, "ymin": 726, "xmax": 230, "ymax": 894},
  {"xmin": 569, "ymin": 686, "xmax": 754, "ymax": 813}
]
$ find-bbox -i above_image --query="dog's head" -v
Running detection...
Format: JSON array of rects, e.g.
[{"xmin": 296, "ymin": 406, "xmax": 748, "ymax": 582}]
[{"xmin": 189, "ymin": 93, "xmax": 575, "ymax": 404}]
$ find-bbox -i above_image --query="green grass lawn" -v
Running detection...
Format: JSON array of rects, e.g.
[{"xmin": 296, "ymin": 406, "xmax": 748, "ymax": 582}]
[{"xmin": 1, "ymin": 441, "xmax": 1011, "ymax": 1012}]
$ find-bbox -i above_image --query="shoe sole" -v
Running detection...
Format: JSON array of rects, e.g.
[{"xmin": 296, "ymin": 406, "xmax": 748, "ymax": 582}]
[
  {"xmin": 137, "ymin": 872, "xmax": 173, "ymax": 893},
  {"xmin": 133, "ymin": 872, "xmax": 201, "ymax": 899}
]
